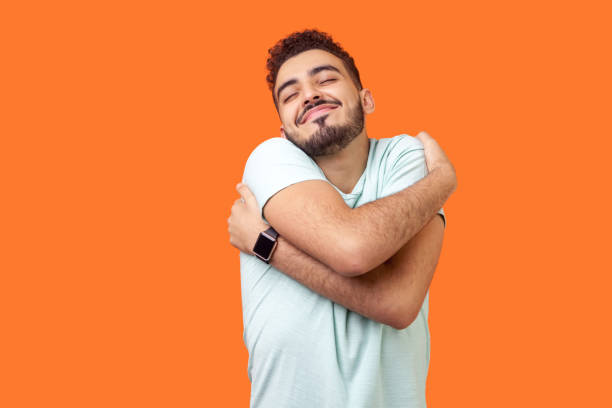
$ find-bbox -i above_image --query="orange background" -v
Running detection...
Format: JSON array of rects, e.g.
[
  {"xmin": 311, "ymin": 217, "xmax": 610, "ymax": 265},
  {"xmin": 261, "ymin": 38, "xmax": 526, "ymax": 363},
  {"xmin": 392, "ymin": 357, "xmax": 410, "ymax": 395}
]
[{"xmin": 2, "ymin": 1, "xmax": 611, "ymax": 406}]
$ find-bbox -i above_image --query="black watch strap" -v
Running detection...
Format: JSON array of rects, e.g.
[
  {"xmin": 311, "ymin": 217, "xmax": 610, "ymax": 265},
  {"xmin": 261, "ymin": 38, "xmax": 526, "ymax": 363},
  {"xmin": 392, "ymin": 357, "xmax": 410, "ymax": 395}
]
[{"xmin": 263, "ymin": 227, "xmax": 278, "ymax": 240}]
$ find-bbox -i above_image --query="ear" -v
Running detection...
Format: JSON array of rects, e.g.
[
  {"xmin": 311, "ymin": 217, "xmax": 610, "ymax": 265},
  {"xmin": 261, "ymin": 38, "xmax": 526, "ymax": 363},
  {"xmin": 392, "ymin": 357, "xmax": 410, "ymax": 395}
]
[
  {"xmin": 280, "ymin": 125, "xmax": 286, "ymax": 139},
  {"xmin": 359, "ymin": 89, "xmax": 375, "ymax": 114}
]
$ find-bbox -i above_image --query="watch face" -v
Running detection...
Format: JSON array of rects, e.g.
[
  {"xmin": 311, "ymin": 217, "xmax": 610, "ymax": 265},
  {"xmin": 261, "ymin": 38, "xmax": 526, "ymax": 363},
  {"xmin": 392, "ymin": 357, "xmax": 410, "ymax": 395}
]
[{"xmin": 253, "ymin": 234, "xmax": 275, "ymax": 258}]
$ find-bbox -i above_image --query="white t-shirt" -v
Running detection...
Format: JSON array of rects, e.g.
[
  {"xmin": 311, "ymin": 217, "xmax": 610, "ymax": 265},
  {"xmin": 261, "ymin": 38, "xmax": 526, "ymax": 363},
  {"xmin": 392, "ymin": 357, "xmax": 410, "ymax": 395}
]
[{"xmin": 240, "ymin": 135, "xmax": 445, "ymax": 408}]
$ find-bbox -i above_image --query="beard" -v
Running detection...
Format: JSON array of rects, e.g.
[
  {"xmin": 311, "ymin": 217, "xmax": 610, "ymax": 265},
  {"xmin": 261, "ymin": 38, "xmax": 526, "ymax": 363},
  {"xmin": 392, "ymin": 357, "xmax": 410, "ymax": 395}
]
[{"xmin": 284, "ymin": 102, "xmax": 364, "ymax": 158}]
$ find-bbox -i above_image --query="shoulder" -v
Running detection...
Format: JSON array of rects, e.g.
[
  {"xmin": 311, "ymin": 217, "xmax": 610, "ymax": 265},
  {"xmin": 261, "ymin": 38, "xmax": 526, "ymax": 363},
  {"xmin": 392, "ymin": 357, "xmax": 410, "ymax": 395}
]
[
  {"xmin": 244, "ymin": 137, "xmax": 321, "ymax": 176},
  {"xmin": 372, "ymin": 134, "xmax": 428, "ymax": 195},
  {"xmin": 247, "ymin": 137, "xmax": 308, "ymax": 162},
  {"xmin": 372, "ymin": 134, "xmax": 425, "ymax": 170},
  {"xmin": 377, "ymin": 134, "xmax": 424, "ymax": 154},
  {"xmin": 241, "ymin": 138, "xmax": 328, "ymax": 217},
  {"xmin": 250, "ymin": 137, "xmax": 298, "ymax": 152}
]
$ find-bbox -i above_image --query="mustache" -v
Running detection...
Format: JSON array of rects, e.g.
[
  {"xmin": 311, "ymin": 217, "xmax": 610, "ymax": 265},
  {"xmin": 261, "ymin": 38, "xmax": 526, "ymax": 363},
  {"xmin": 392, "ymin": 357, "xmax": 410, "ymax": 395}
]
[{"xmin": 297, "ymin": 99, "xmax": 342, "ymax": 125}]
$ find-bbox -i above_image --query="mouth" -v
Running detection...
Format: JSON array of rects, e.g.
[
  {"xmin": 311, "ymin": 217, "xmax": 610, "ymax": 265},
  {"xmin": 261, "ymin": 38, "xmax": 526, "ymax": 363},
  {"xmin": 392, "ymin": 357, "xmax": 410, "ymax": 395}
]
[{"xmin": 298, "ymin": 104, "xmax": 340, "ymax": 126}]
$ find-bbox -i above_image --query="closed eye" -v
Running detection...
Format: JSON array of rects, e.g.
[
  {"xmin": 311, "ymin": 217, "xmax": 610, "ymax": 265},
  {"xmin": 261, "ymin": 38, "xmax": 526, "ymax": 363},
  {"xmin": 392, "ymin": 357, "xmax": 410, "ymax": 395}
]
[
  {"xmin": 283, "ymin": 93, "xmax": 297, "ymax": 103},
  {"xmin": 320, "ymin": 78, "xmax": 336, "ymax": 84}
]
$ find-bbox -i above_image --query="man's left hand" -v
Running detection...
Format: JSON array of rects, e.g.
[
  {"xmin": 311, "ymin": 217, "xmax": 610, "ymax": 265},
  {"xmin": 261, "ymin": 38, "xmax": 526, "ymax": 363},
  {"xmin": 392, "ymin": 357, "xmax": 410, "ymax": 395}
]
[{"xmin": 228, "ymin": 183, "xmax": 268, "ymax": 254}]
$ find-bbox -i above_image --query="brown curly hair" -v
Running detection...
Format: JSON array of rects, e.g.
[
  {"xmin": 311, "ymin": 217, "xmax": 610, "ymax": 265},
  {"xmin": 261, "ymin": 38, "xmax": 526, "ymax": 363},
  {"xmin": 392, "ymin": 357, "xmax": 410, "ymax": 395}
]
[{"xmin": 266, "ymin": 29, "xmax": 363, "ymax": 106}]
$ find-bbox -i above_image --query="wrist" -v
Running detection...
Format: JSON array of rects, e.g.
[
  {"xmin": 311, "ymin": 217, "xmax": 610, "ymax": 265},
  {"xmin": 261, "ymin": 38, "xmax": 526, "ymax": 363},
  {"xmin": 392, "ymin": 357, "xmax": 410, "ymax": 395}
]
[
  {"xmin": 252, "ymin": 226, "xmax": 279, "ymax": 264},
  {"xmin": 430, "ymin": 164, "xmax": 457, "ymax": 194},
  {"xmin": 250, "ymin": 223, "xmax": 269, "ymax": 251}
]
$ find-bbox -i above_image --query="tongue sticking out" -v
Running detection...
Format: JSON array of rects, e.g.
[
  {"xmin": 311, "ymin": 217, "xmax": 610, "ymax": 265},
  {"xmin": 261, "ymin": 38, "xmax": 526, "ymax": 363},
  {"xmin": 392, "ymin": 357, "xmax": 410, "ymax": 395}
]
[{"xmin": 302, "ymin": 105, "xmax": 337, "ymax": 124}]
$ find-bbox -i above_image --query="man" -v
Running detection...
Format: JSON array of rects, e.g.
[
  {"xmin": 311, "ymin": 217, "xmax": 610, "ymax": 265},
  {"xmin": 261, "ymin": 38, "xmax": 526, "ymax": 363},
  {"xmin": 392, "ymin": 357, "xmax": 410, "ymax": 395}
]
[{"xmin": 228, "ymin": 30, "xmax": 456, "ymax": 408}]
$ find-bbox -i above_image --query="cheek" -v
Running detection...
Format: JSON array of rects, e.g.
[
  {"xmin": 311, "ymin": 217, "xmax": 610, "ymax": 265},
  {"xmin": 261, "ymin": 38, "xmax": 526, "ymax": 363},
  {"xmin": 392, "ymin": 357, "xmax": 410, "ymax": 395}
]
[
  {"xmin": 324, "ymin": 106, "xmax": 348, "ymax": 124},
  {"xmin": 280, "ymin": 105, "xmax": 299, "ymax": 126}
]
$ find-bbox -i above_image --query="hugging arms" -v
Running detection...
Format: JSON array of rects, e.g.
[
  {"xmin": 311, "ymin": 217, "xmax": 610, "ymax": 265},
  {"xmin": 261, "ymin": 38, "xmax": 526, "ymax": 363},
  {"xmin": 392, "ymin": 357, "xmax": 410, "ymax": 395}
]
[{"xmin": 228, "ymin": 131, "xmax": 456, "ymax": 330}]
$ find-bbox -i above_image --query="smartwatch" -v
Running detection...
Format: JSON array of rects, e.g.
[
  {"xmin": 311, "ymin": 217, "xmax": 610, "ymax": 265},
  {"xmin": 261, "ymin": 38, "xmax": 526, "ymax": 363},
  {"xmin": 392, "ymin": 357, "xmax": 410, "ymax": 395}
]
[{"xmin": 252, "ymin": 227, "xmax": 279, "ymax": 264}]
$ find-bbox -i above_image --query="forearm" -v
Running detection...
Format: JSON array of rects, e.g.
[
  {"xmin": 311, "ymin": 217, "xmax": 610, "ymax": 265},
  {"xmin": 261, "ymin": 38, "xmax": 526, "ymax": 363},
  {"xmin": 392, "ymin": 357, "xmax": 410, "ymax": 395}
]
[
  {"xmin": 229, "ymin": 178, "xmax": 446, "ymax": 328},
  {"xmin": 269, "ymin": 218, "xmax": 442, "ymax": 330},
  {"xmin": 270, "ymin": 236, "xmax": 393, "ymax": 326},
  {"xmin": 344, "ymin": 167, "xmax": 453, "ymax": 274}
]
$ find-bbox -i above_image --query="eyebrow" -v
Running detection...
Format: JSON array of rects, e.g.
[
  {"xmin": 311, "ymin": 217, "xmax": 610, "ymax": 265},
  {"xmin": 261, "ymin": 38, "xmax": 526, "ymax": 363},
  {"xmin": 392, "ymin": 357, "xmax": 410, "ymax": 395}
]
[
  {"xmin": 276, "ymin": 79, "xmax": 298, "ymax": 101},
  {"xmin": 308, "ymin": 64, "xmax": 341, "ymax": 77},
  {"xmin": 276, "ymin": 64, "xmax": 343, "ymax": 101}
]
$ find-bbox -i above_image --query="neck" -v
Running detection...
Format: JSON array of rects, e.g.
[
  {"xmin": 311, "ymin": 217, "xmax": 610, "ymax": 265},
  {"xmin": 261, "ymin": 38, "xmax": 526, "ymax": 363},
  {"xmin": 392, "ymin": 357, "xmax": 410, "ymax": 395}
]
[{"xmin": 314, "ymin": 131, "xmax": 370, "ymax": 194}]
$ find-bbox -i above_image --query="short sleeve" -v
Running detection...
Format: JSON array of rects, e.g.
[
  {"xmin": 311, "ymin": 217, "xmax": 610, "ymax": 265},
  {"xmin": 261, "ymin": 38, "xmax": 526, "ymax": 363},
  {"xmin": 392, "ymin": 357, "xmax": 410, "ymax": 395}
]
[
  {"xmin": 382, "ymin": 135, "xmax": 446, "ymax": 226},
  {"xmin": 242, "ymin": 138, "xmax": 329, "ymax": 220}
]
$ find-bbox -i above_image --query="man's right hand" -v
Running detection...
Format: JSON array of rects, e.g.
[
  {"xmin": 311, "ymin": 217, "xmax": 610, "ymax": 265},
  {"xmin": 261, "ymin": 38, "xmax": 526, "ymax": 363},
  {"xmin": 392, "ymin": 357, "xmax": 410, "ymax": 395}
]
[
  {"xmin": 415, "ymin": 131, "xmax": 457, "ymax": 193},
  {"xmin": 228, "ymin": 183, "xmax": 269, "ymax": 255}
]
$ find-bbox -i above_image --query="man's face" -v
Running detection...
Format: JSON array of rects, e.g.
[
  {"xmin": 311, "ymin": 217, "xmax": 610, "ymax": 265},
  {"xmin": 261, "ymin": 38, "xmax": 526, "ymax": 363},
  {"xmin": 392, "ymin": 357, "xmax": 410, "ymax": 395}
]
[{"xmin": 274, "ymin": 49, "xmax": 366, "ymax": 157}]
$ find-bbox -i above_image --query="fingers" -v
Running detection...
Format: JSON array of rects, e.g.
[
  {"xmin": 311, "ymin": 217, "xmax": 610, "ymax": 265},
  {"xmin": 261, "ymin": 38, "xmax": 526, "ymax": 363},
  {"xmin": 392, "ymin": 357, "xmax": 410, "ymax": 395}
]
[
  {"xmin": 415, "ymin": 131, "xmax": 431, "ymax": 143},
  {"xmin": 236, "ymin": 182, "xmax": 257, "ymax": 205},
  {"xmin": 415, "ymin": 131, "xmax": 442, "ymax": 169},
  {"xmin": 416, "ymin": 131, "xmax": 439, "ymax": 150},
  {"xmin": 231, "ymin": 198, "xmax": 241, "ymax": 209},
  {"xmin": 414, "ymin": 132, "xmax": 457, "ymax": 190},
  {"xmin": 416, "ymin": 131, "xmax": 444, "ymax": 156}
]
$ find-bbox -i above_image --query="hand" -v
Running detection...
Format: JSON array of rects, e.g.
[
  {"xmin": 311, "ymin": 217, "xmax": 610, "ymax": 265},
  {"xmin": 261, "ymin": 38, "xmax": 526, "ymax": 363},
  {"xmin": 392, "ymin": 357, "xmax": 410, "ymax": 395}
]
[
  {"xmin": 415, "ymin": 131, "xmax": 457, "ymax": 192},
  {"xmin": 228, "ymin": 183, "xmax": 269, "ymax": 253}
]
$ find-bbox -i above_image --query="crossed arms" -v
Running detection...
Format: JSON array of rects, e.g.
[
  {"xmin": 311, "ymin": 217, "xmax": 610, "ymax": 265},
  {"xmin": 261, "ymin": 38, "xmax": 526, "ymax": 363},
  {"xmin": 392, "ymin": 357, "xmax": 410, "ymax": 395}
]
[{"xmin": 228, "ymin": 132, "xmax": 457, "ymax": 329}]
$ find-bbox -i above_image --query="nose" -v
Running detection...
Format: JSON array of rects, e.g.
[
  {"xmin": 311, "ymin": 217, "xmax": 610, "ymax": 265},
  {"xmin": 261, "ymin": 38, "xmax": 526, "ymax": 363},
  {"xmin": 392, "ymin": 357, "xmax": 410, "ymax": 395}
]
[{"xmin": 302, "ymin": 85, "xmax": 321, "ymax": 107}]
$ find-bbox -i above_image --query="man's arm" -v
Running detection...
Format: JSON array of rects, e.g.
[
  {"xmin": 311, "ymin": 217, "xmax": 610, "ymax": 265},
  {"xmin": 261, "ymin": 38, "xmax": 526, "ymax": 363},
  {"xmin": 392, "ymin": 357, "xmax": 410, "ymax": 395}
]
[
  {"xmin": 253, "ymin": 132, "xmax": 455, "ymax": 277},
  {"xmin": 229, "ymin": 186, "xmax": 445, "ymax": 329},
  {"xmin": 272, "ymin": 216, "xmax": 444, "ymax": 329}
]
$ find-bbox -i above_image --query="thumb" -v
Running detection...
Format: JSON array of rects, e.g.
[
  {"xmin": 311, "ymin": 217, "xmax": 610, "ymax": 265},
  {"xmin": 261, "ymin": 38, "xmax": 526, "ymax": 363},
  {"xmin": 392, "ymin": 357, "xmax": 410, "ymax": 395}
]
[
  {"xmin": 415, "ymin": 131, "xmax": 432, "ymax": 145},
  {"xmin": 236, "ymin": 183, "xmax": 257, "ymax": 205}
]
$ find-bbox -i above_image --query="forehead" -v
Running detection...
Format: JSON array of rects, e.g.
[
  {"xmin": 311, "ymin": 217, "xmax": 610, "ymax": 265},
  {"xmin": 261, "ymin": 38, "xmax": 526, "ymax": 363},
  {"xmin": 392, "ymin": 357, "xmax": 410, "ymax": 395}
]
[{"xmin": 275, "ymin": 49, "xmax": 347, "ymax": 90}]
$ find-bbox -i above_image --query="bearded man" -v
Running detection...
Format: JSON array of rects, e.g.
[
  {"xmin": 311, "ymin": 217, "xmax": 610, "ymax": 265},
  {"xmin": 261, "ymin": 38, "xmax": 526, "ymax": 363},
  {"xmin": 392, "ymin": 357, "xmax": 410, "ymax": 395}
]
[{"xmin": 228, "ymin": 29, "xmax": 457, "ymax": 408}]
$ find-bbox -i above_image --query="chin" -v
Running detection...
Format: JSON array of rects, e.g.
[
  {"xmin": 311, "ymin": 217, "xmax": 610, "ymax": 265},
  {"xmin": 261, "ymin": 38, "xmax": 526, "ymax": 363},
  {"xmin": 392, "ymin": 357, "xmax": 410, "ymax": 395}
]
[{"xmin": 284, "ymin": 103, "xmax": 364, "ymax": 158}]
